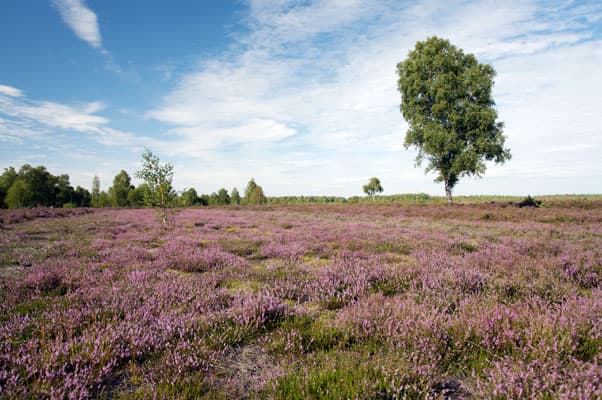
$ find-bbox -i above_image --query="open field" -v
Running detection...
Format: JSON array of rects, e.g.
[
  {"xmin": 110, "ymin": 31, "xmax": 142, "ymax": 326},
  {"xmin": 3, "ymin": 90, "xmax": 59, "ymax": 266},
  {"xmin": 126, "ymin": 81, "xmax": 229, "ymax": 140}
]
[{"xmin": 1, "ymin": 202, "xmax": 601, "ymax": 399}]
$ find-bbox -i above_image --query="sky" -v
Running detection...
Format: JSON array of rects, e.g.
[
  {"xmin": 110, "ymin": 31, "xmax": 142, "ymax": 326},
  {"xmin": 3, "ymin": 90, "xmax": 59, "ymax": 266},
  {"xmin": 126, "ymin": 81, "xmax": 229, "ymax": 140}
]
[{"xmin": 1, "ymin": 0, "xmax": 601, "ymax": 197}]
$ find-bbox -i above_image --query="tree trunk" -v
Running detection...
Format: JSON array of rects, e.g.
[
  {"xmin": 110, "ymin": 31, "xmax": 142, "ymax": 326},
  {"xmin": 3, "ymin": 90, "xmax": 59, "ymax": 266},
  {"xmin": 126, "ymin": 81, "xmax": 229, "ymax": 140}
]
[{"xmin": 445, "ymin": 181, "xmax": 453, "ymax": 206}]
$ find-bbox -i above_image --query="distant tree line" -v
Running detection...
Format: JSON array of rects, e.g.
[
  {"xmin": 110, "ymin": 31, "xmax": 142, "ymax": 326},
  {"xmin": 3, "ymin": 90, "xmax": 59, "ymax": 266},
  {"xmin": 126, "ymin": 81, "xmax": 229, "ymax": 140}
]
[
  {"xmin": 0, "ymin": 165, "xmax": 91, "ymax": 209},
  {"xmin": 1, "ymin": 162, "xmax": 432, "ymax": 210},
  {"xmin": 179, "ymin": 178, "xmax": 267, "ymax": 206},
  {"xmin": 0, "ymin": 163, "xmax": 269, "ymax": 209}
]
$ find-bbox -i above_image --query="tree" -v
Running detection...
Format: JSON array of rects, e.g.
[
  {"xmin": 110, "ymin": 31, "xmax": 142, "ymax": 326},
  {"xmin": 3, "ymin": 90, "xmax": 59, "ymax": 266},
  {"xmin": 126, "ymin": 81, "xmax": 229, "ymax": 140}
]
[
  {"xmin": 180, "ymin": 188, "xmax": 199, "ymax": 207},
  {"xmin": 230, "ymin": 187, "xmax": 241, "ymax": 205},
  {"xmin": 55, "ymin": 174, "xmax": 74, "ymax": 207},
  {"xmin": 0, "ymin": 167, "xmax": 18, "ymax": 208},
  {"xmin": 244, "ymin": 178, "xmax": 266, "ymax": 205},
  {"xmin": 244, "ymin": 178, "xmax": 258, "ymax": 204},
  {"xmin": 18, "ymin": 164, "xmax": 56, "ymax": 207},
  {"xmin": 248, "ymin": 185, "xmax": 267, "ymax": 205},
  {"xmin": 217, "ymin": 188, "xmax": 230, "ymax": 205},
  {"xmin": 363, "ymin": 177, "xmax": 383, "ymax": 201},
  {"xmin": 74, "ymin": 186, "xmax": 91, "ymax": 207},
  {"xmin": 135, "ymin": 149, "xmax": 175, "ymax": 224},
  {"xmin": 98, "ymin": 191, "xmax": 111, "ymax": 207},
  {"xmin": 5, "ymin": 179, "xmax": 29, "ymax": 208},
  {"xmin": 110, "ymin": 170, "xmax": 133, "ymax": 207},
  {"xmin": 91, "ymin": 175, "xmax": 100, "ymax": 207},
  {"xmin": 397, "ymin": 36, "xmax": 511, "ymax": 205},
  {"xmin": 127, "ymin": 184, "xmax": 146, "ymax": 207},
  {"xmin": 208, "ymin": 192, "xmax": 219, "ymax": 206}
]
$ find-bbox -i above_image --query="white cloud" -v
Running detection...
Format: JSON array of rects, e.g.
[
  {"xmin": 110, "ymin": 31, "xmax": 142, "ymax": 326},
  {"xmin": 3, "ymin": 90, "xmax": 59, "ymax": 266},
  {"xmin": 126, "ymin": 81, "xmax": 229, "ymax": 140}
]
[
  {"xmin": 0, "ymin": 85, "xmax": 152, "ymax": 148},
  {"xmin": 0, "ymin": 95, "xmax": 107, "ymax": 134},
  {"xmin": 52, "ymin": 0, "xmax": 103, "ymax": 50},
  {"xmin": 0, "ymin": 84, "xmax": 23, "ymax": 97},
  {"xmin": 145, "ymin": 0, "xmax": 602, "ymax": 195},
  {"xmin": 169, "ymin": 119, "xmax": 296, "ymax": 148}
]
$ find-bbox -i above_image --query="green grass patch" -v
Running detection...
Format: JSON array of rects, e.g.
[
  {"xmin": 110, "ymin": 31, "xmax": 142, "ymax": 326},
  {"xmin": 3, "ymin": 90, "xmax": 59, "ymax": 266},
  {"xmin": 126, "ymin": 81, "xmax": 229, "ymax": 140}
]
[
  {"xmin": 574, "ymin": 335, "xmax": 602, "ymax": 362},
  {"xmin": 449, "ymin": 241, "xmax": 478, "ymax": 255},
  {"xmin": 374, "ymin": 241, "xmax": 412, "ymax": 255},
  {"xmin": 113, "ymin": 376, "xmax": 211, "ymax": 400},
  {"xmin": 14, "ymin": 297, "xmax": 52, "ymax": 316},
  {"xmin": 269, "ymin": 314, "xmax": 352, "ymax": 355},
  {"xmin": 269, "ymin": 350, "xmax": 435, "ymax": 400},
  {"xmin": 218, "ymin": 238, "xmax": 264, "ymax": 258}
]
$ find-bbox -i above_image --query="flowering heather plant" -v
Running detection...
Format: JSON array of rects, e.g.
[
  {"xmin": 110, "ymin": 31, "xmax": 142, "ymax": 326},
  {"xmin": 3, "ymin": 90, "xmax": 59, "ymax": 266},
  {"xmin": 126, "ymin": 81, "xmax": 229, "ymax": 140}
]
[{"xmin": 0, "ymin": 201, "xmax": 601, "ymax": 398}]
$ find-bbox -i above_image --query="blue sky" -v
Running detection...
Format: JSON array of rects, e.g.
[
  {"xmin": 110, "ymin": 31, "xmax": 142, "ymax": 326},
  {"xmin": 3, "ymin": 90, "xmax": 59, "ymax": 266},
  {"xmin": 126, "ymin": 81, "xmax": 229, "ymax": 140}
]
[{"xmin": 1, "ymin": 0, "xmax": 601, "ymax": 196}]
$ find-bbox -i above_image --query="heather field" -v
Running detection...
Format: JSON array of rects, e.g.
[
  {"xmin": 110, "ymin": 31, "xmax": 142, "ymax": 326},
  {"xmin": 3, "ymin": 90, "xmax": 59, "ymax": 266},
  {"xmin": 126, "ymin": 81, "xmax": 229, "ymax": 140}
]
[{"xmin": 1, "ymin": 203, "xmax": 601, "ymax": 399}]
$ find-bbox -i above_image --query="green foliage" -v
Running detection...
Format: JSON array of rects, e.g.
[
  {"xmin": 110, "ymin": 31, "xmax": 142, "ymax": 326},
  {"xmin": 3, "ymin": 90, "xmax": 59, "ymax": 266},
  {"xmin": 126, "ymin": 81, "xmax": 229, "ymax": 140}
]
[
  {"xmin": 0, "ymin": 165, "xmax": 91, "ymax": 208},
  {"xmin": 347, "ymin": 193, "xmax": 434, "ymax": 204},
  {"xmin": 180, "ymin": 187, "xmax": 200, "ymax": 207},
  {"xmin": 10, "ymin": 165, "xmax": 55, "ymax": 207},
  {"xmin": 244, "ymin": 178, "xmax": 258, "ymax": 201},
  {"xmin": 208, "ymin": 192, "xmax": 219, "ymax": 206},
  {"xmin": 0, "ymin": 167, "xmax": 18, "ymax": 208},
  {"xmin": 5, "ymin": 179, "xmax": 29, "ymax": 208},
  {"xmin": 574, "ymin": 334, "xmax": 602, "ymax": 362},
  {"xmin": 110, "ymin": 170, "xmax": 134, "ymax": 207},
  {"xmin": 74, "ymin": 186, "xmax": 91, "ymax": 207},
  {"xmin": 135, "ymin": 149, "xmax": 175, "ymax": 224},
  {"xmin": 198, "ymin": 194, "xmax": 209, "ymax": 206},
  {"xmin": 127, "ymin": 184, "xmax": 146, "ymax": 207},
  {"xmin": 217, "ymin": 188, "xmax": 230, "ymax": 205},
  {"xmin": 98, "ymin": 191, "xmax": 112, "ymax": 207},
  {"xmin": 271, "ymin": 351, "xmax": 430, "ymax": 400},
  {"xmin": 230, "ymin": 187, "xmax": 241, "ymax": 205},
  {"xmin": 397, "ymin": 36, "xmax": 511, "ymax": 204},
  {"xmin": 244, "ymin": 178, "xmax": 267, "ymax": 205},
  {"xmin": 268, "ymin": 196, "xmax": 347, "ymax": 205},
  {"xmin": 113, "ymin": 377, "xmax": 210, "ymax": 400},
  {"xmin": 249, "ymin": 186, "xmax": 267, "ymax": 205},
  {"xmin": 17, "ymin": 165, "xmax": 54, "ymax": 206},
  {"xmin": 218, "ymin": 238, "xmax": 263, "ymax": 258},
  {"xmin": 273, "ymin": 353, "xmax": 384, "ymax": 400},
  {"xmin": 91, "ymin": 175, "xmax": 100, "ymax": 207},
  {"xmin": 362, "ymin": 177, "xmax": 383, "ymax": 199},
  {"xmin": 55, "ymin": 174, "xmax": 74, "ymax": 207},
  {"xmin": 270, "ymin": 315, "xmax": 351, "ymax": 355}
]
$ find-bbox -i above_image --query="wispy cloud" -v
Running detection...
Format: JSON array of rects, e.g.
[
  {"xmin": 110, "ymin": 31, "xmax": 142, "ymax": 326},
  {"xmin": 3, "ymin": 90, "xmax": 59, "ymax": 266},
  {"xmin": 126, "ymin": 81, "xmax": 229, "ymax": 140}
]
[
  {"xmin": 0, "ymin": 84, "xmax": 23, "ymax": 97},
  {"xmin": 147, "ymin": 0, "xmax": 602, "ymax": 195},
  {"xmin": 52, "ymin": 0, "xmax": 104, "ymax": 51},
  {"xmin": 0, "ymin": 83, "xmax": 146, "ymax": 147}
]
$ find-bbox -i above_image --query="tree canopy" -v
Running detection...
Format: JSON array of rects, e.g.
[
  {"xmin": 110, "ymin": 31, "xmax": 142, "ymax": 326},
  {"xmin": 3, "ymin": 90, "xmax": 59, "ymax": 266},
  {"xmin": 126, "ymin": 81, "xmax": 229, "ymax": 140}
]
[
  {"xmin": 0, "ymin": 165, "xmax": 90, "ymax": 208},
  {"xmin": 231, "ymin": 187, "xmax": 241, "ymax": 205},
  {"xmin": 363, "ymin": 177, "xmax": 383, "ymax": 199},
  {"xmin": 244, "ymin": 178, "xmax": 267, "ymax": 205},
  {"xmin": 217, "ymin": 188, "xmax": 231, "ymax": 205},
  {"xmin": 397, "ymin": 36, "xmax": 511, "ymax": 204},
  {"xmin": 135, "ymin": 149, "xmax": 175, "ymax": 224},
  {"xmin": 110, "ymin": 170, "xmax": 134, "ymax": 207},
  {"xmin": 91, "ymin": 175, "xmax": 100, "ymax": 208}
]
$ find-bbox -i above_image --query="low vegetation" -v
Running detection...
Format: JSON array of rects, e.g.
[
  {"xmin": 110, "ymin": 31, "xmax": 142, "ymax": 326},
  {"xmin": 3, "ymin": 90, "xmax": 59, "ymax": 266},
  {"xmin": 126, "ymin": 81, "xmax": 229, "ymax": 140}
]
[{"xmin": 1, "ymin": 201, "xmax": 600, "ymax": 398}]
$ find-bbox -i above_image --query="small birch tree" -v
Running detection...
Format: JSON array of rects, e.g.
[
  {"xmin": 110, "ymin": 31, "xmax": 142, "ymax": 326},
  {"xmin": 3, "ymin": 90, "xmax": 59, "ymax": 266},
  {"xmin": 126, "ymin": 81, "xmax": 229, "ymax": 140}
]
[
  {"xmin": 363, "ymin": 177, "xmax": 383, "ymax": 201},
  {"xmin": 135, "ymin": 149, "xmax": 175, "ymax": 224}
]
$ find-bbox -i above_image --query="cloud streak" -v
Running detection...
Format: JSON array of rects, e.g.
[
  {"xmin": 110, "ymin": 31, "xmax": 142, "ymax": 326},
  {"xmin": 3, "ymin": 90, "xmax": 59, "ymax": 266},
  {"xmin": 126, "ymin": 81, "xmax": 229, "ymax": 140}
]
[
  {"xmin": 0, "ymin": 84, "xmax": 147, "ymax": 147},
  {"xmin": 52, "ymin": 0, "xmax": 104, "ymax": 51},
  {"xmin": 0, "ymin": 84, "xmax": 23, "ymax": 97}
]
